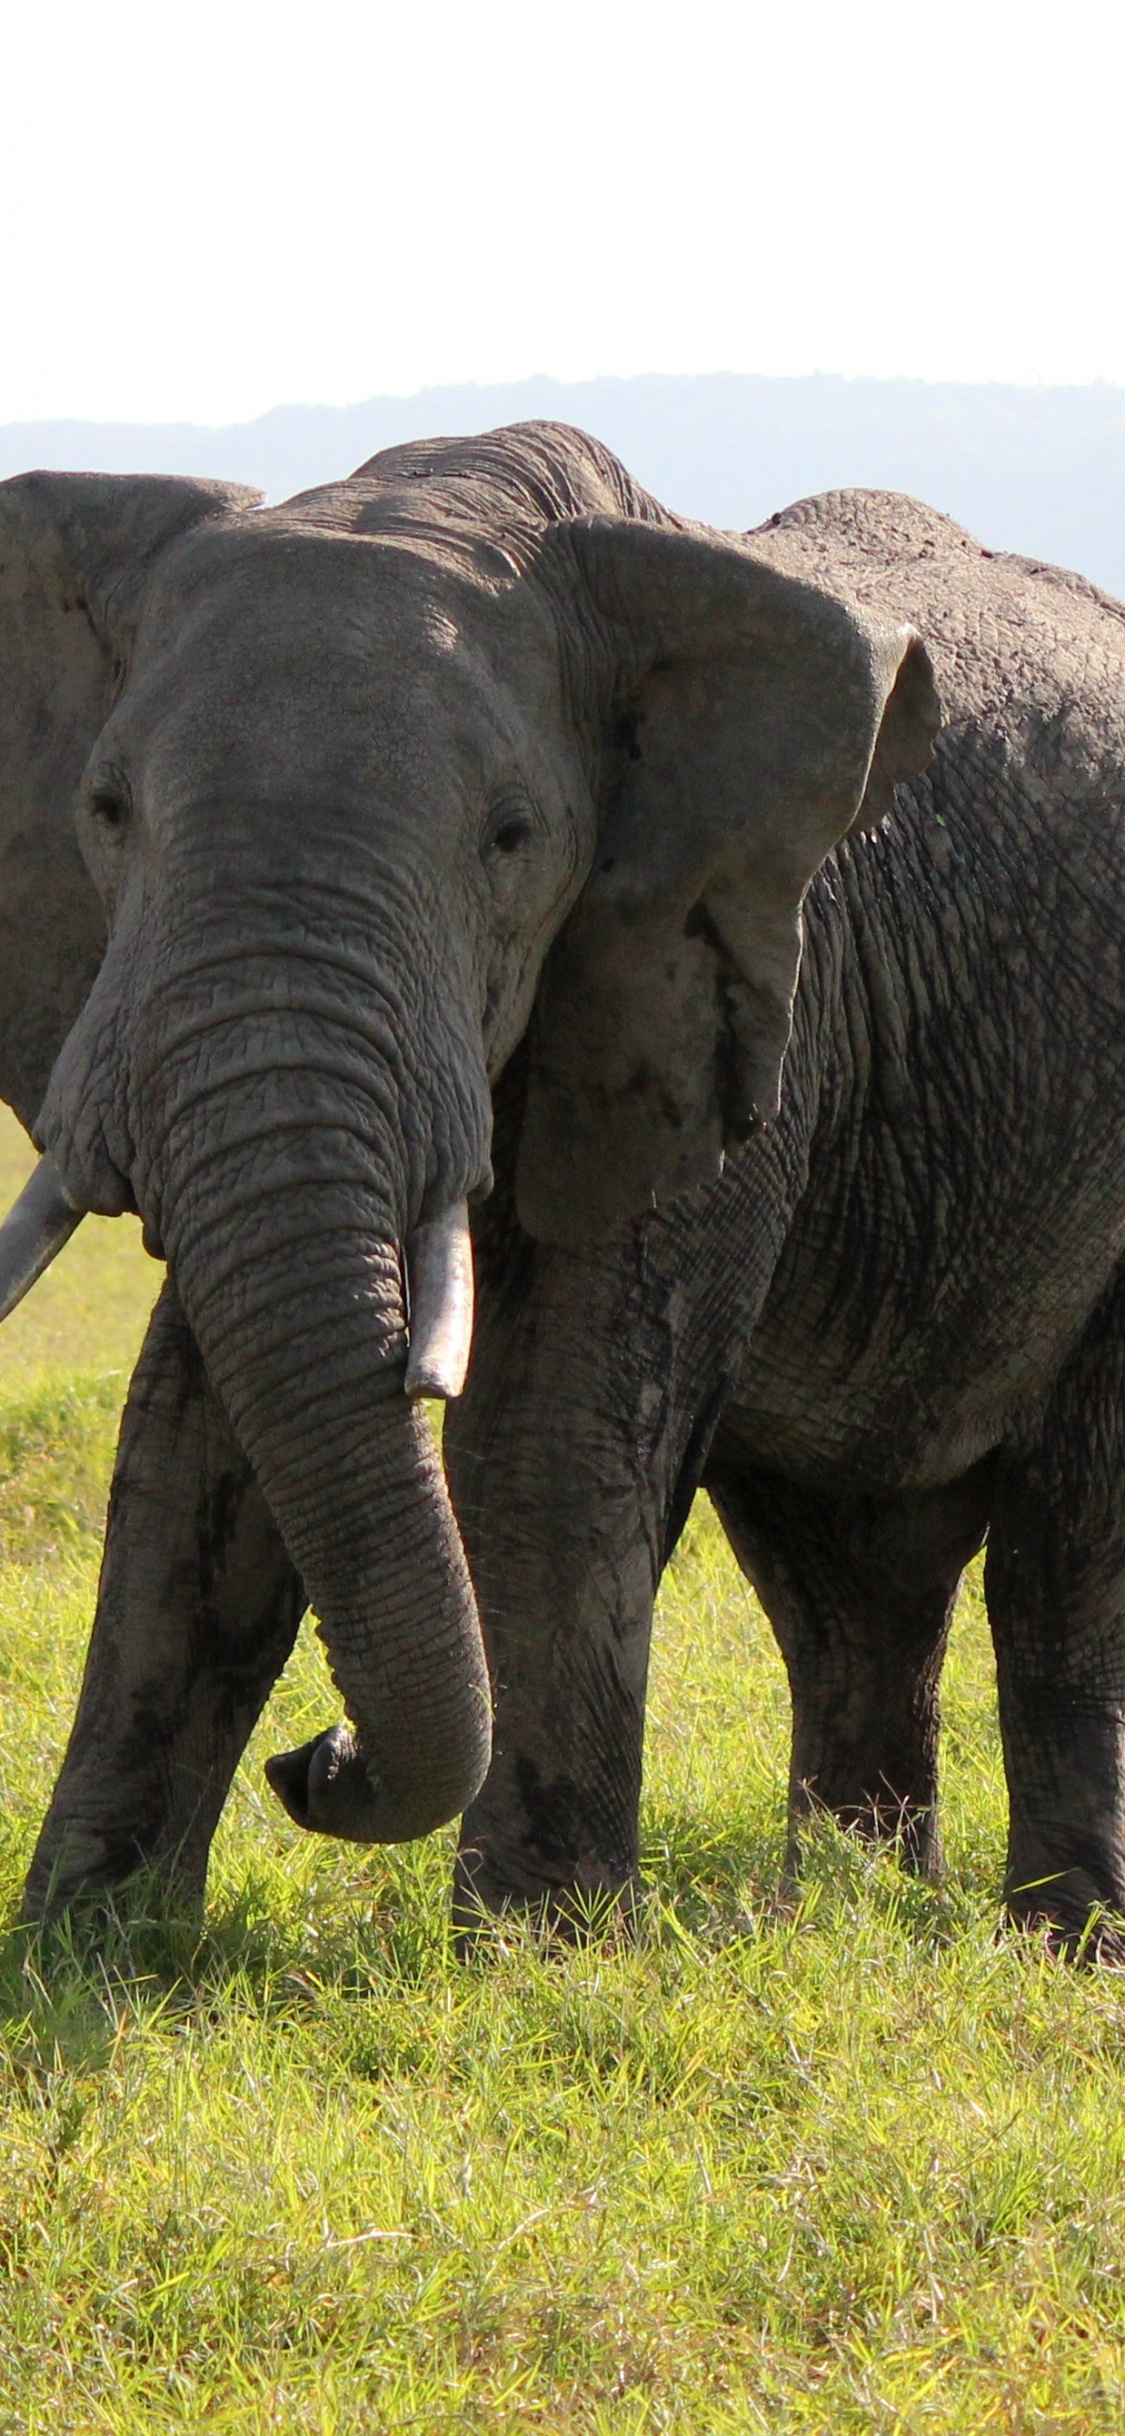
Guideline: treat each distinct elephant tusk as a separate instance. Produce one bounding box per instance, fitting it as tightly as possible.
[0,1156,84,1324]
[404,1199,475,1399]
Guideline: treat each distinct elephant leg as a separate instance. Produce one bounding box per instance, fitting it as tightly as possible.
[445,1236,715,1936]
[24,1277,304,1921]
[704,1446,994,1878]
[985,1267,1125,1954]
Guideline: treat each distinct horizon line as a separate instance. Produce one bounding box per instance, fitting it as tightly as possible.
[5,366,1125,438]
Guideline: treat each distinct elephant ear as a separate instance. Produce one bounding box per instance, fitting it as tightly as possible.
[0,470,261,1129]
[516,516,940,1246]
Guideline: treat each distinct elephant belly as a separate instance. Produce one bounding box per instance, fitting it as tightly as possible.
[719,1214,1125,1498]
[718,1353,1015,1496]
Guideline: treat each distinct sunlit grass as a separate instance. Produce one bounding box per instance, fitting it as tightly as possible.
[0,1107,158,1388]
[2,1106,1125,2428]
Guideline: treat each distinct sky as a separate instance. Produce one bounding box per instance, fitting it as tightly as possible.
[3,0,1124,428]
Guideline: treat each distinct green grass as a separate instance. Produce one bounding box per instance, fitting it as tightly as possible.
[0,1113,157,1390]
[2,1112,1125,2428]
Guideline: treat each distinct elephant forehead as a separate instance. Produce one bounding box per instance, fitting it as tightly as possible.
[121,532,549,805]
[136,519,486,677]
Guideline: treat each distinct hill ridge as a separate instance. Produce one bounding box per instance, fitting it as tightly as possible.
[4,371,1124,595]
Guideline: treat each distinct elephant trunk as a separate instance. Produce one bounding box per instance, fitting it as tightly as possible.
[156,1095,490,1839]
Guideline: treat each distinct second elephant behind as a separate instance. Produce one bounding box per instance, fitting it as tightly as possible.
[447,489,1125,1954]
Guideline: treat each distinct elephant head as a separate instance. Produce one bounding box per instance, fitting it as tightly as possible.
[0,423,940,1846]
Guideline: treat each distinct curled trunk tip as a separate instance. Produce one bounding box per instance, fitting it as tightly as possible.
[265,1711,490,1844]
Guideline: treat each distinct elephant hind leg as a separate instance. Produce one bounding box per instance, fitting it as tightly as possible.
[703,1446,994,1880]
[23,1278,304,1923]
[986,1261,1125,1955]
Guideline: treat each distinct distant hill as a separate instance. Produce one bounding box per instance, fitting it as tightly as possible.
[4,372,1125,597]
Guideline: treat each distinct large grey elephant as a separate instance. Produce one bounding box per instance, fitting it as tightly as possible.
[444,489,1125,1955]
[0,423,933,1920]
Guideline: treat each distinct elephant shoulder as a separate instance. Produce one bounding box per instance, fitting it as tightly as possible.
[749,489,1125,746]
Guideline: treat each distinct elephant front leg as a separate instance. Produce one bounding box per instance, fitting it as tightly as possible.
[707,1452,993,1880]
[24,1278,304,1921]
[452,1522,657,1936]
[444,1242,692,1938]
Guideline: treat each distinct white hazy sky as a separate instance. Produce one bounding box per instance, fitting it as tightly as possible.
[3,0,1123,427]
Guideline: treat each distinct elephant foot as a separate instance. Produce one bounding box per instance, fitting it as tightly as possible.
[1005,1869,1125,1966]
[22,1810,207,1932]
[452,1844,641,1955]
[23,1820,138,1926]
[23,1792,217,1919]
[785,1788,945,1885]
[265,1725,386,1842]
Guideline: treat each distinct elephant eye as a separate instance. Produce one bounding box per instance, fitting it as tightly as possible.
[485,809,534,858]
[88,786,130,831]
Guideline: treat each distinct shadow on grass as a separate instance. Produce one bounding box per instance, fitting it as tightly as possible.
[642,1792,988,1955]
[0,1784,1009,2072]
[0,1846,458,2063]
[641,1795,788,1933]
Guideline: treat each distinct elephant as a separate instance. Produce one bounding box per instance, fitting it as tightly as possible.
[441,487,1125,1957]
[0,421,935,1922]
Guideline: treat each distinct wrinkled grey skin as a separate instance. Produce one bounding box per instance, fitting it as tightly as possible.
[445,490,1125,1958]
[0,424,928,1919]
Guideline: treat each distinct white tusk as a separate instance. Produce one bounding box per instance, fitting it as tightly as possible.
[0,1155,84,1324]
[404,1199,475,1400]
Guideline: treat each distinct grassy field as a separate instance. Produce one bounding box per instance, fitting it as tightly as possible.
[1,1109,1125,2430]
